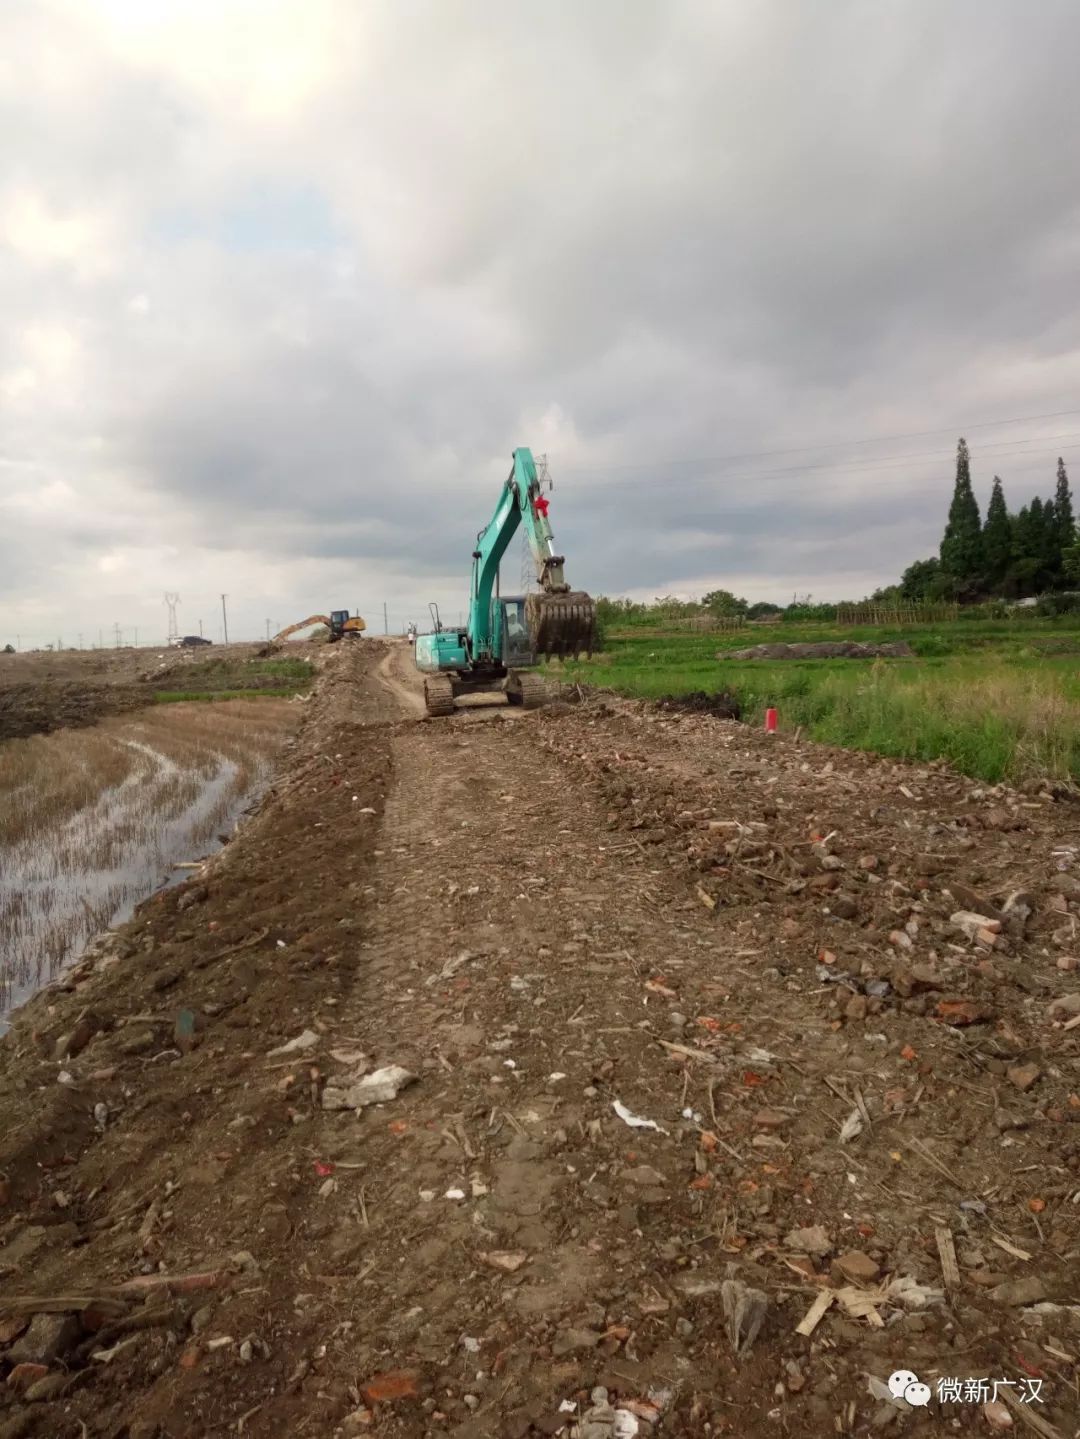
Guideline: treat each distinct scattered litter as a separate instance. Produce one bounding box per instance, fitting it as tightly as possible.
[868,1375,911,1411]
[613,1099,668,1134]
[722,1278,768,1357]
[839,1108,864,1143]
[267,1030,319,1057]
[796,1290,833,1336]
[744,1046,778,1066]
[329,1048,366,1067]
[990,1234,1033,1262]
[549,1072,567,1082]
[322,1065,417,1110]
[445,1188,466,1201]
[418,1190,435,1203]
[479,1250,528,1273]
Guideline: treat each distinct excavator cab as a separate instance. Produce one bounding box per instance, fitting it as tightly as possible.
[498,596,535,668]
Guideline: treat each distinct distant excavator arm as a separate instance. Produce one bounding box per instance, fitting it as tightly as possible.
[273,615,330,642]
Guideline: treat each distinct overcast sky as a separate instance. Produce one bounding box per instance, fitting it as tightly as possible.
[3,0,1080,646]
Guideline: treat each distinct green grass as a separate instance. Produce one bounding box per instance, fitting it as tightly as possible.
[153,688,306,704]
[171,657,314,688]
[152,657,315,703]
[557,620,1080,783]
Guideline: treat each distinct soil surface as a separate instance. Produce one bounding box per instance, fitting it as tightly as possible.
[0,645,315,741]
[1,641,1079,1438]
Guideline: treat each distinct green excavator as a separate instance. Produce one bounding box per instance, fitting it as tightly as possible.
[415,448,596,716]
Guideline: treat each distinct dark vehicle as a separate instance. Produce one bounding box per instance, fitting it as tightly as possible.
[174,635,212,648]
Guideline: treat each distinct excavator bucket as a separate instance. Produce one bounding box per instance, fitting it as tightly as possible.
[526,591,597,659]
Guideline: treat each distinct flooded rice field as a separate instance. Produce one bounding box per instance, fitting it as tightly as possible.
[0,699,298,1030]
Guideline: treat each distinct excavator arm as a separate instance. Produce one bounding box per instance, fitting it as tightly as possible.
[469,448,595,659]
[273,615,330,642]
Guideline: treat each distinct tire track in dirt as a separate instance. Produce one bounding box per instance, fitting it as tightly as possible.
[299,691,891,1434]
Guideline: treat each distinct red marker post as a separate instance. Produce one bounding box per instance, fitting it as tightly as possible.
[764,707,778,733]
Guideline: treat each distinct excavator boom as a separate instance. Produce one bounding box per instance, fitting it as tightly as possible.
[273,614,330,642]
[468,448,596,660]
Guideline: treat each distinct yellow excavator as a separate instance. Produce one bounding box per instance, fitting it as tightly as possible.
[273,610,366,643]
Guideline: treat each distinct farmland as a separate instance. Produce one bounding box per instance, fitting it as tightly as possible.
[557,616,1080,784]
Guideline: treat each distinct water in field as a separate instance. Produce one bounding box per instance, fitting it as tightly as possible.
[0,701,297,1033]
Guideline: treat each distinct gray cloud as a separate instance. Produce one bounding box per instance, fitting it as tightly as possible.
[3,0,1080,644]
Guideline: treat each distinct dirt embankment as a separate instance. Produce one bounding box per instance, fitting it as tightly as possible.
[1,645,1079,1438]
[0,644,314,741]
[0,683,148,741]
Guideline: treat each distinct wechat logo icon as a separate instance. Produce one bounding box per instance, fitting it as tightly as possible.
[888,1370,931,1407]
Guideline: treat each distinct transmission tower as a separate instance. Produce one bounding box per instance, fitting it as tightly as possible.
[164,592,181,643]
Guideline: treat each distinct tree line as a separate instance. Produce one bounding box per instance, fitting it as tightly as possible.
[900,440,1078,603]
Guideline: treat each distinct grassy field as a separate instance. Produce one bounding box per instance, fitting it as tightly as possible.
[555,618,1080,783]
[152,656,314,703]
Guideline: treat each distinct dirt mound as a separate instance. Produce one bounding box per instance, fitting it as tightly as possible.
[725,640,916,660]
[0,681,146,741]
[656,688,741,719]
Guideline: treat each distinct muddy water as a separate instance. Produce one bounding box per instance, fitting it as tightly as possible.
[0,735,274,1034]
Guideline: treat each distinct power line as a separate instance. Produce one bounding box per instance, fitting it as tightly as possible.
[558,406,1080,475]
[565,438,1080,495]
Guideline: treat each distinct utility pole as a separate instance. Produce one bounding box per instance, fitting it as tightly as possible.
[98,628,103,648]
[113,623,121,648]
[221,594,229,646]
[199,619,203,637]
[265,618,271,642]
[77,633,83,650]
[383,602,388,635]
[134,627,139,648]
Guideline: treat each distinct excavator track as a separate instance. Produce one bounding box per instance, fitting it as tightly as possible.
[525,591,597,659]
[509,672,548,710]
[423,677,456,717]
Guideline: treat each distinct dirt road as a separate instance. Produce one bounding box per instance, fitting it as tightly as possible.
[1,641,1079,1437]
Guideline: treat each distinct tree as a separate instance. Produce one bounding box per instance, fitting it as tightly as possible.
[746,602,782,619]
[900,556,943,601]
[1064,538,1080,585]
[869,583,903,606]
[1005,503,1045,597]
[982,476,1011,585]
[1037,493,1062,575]
[1054,457,1075,565]
[939,438,984,589]
[701,589,748,616]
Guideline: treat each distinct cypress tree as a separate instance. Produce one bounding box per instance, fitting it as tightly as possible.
[939,438,984,587]
[983,475,1011,586]
[1054,457,1075,554]
[1008,502,1042,597]
[1038,494,1061,575]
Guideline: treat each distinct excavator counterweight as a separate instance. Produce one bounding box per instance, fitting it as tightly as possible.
[414,448,595,716]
